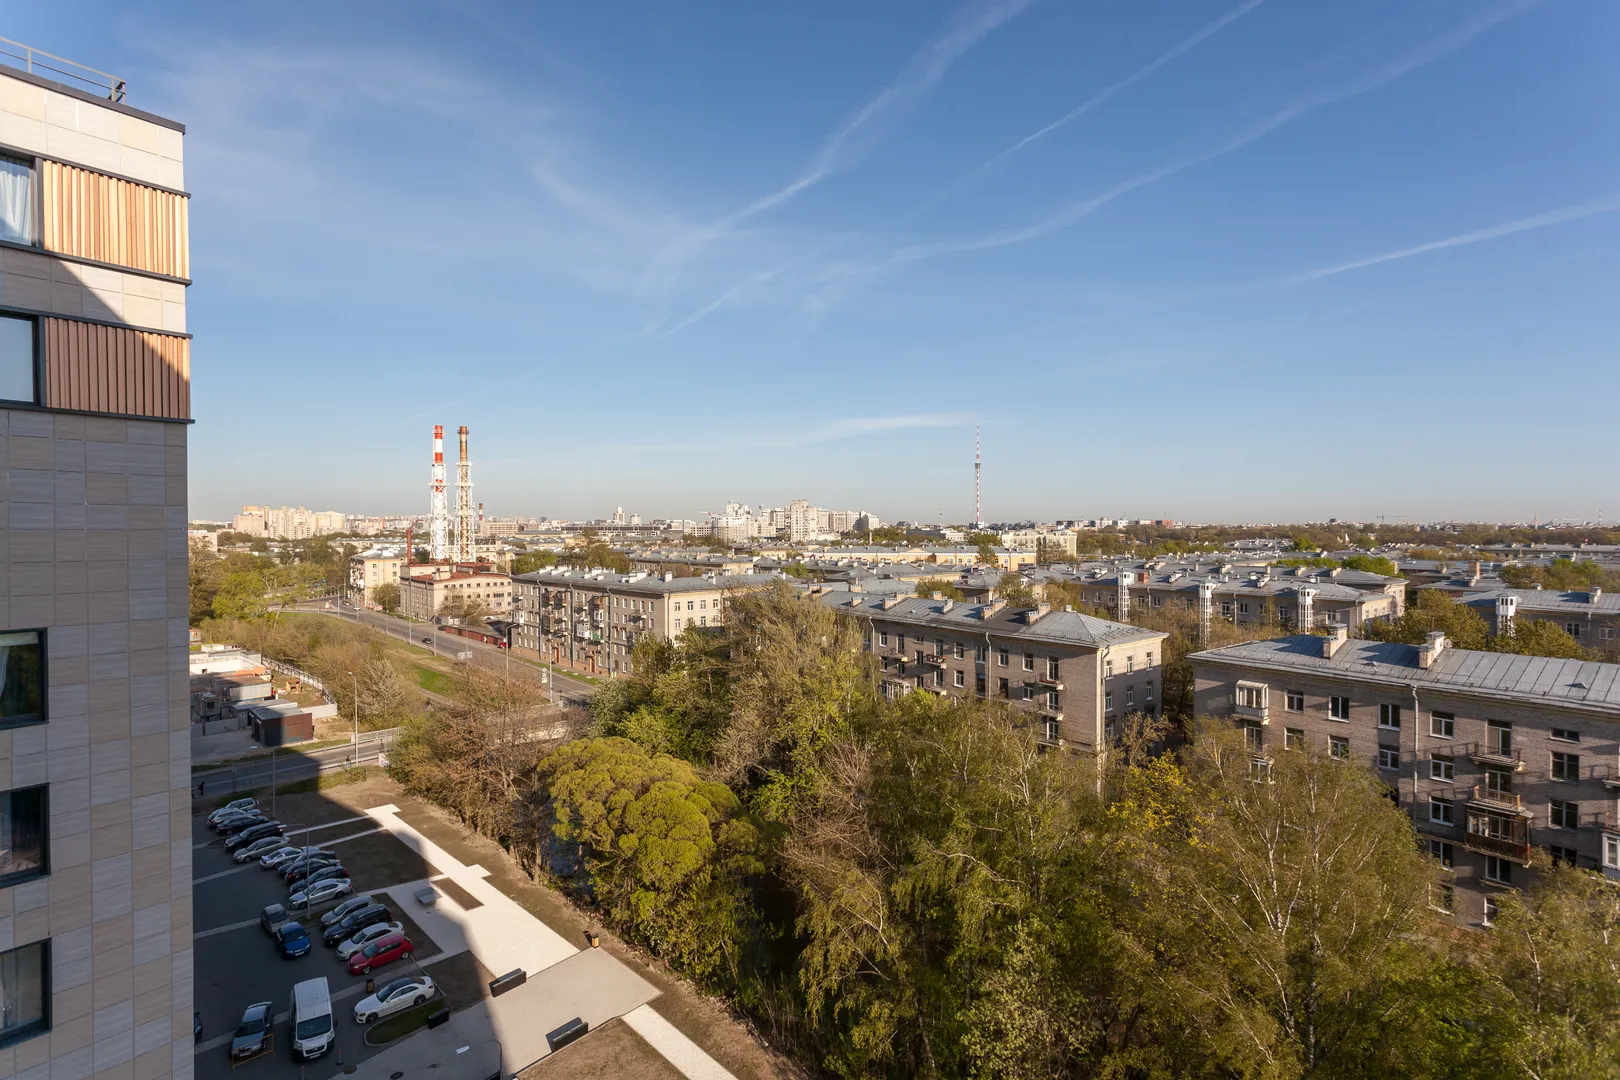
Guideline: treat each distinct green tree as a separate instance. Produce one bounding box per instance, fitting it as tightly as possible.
[913,577,965,600]
[997,572,1038,607]
[510,550,559,575]
[211,570,268,620]
[1493,619,1591,660]
[536,737,763,984]
[372,581,401,614]
[1366,591,1491,650]
[1338,554,1399,577]
[591,634,733,762]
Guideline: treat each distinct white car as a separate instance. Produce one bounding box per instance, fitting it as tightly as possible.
[353,976,436,1025]
[335,921,404,961]
[288,877,352,909]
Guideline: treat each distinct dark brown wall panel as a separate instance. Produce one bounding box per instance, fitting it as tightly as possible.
[44,318,190,420]
[40,160,190,279]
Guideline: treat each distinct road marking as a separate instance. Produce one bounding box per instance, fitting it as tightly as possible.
[193,864,255,885]
[193,829,381,884]
[195,918,258,940]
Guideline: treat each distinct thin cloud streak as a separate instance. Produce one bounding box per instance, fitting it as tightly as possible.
[645,0,1036,318]
[1283,194,1620,285]
[804,0,1541,312]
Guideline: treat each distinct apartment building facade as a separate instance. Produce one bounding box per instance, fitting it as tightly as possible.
[1059,563,1403,632]
[397,565,513,621]
[511,568,780,676]
[1191,631,1620,926]
[1460,588,1619,656]
[347,552,404,606]
[818,591,1167,752]
[0,59,195,1079]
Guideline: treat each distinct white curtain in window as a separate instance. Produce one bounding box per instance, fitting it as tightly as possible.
[0,156,32,244]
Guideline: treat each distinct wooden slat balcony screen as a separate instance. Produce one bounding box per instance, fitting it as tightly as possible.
[44,318,190,420]
[40,160,190,279]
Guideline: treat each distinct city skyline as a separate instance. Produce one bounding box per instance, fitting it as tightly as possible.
[14,0,1618,521]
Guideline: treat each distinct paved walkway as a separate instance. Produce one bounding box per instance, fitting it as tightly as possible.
[347,805,738,1080]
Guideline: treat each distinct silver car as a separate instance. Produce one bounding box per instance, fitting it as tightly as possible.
[335,921,404,960]
[353,976,436,1025]
[288,877,352,909]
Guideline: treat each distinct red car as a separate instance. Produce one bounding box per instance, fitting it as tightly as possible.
[347,931,413,975]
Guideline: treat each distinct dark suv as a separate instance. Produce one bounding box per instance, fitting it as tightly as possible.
[322,902,391,947]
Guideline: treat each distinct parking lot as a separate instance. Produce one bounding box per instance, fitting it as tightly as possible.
[190,791,481,1080]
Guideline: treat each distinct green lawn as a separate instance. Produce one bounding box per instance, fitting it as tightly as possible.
[363,1000,440,1045]
[412,665,456,695]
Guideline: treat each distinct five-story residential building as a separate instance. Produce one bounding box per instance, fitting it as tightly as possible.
[0,55,194,1079]
[1192,629,1620,926]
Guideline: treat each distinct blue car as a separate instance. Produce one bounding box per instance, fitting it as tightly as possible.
[276,921,312,958]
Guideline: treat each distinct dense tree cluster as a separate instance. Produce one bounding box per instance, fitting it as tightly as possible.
[1366,591,1594,660]
[381,586,1617,1079]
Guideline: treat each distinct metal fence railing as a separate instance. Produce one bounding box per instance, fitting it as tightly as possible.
[194,745,392,798]
[0,37,125,101]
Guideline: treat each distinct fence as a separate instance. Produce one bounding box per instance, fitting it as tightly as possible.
[261,658,329,693]
[194,743,393,798]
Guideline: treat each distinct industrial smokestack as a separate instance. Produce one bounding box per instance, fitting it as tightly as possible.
[429,425,449,561]
[455,425,475,562]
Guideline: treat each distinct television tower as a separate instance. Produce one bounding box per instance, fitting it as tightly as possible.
[428,426,449,561]
[974,425,984,529]
[455,425,475,562]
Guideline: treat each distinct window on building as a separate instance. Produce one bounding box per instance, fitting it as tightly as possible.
[1284,727,1304,751]
[0,785,46,887]
[674,619,681,631]
[0,939,47,1047]
[1126,655,1135,674]
[0,155,34,244]
[0,632,43,729]
[1285,691,1304,712]
[1430,711,1455,739]
[1430,883,1454,913]
[1483,896,1498,926]
[997,649,1008,667]
[1238,602,1250,616]
[1429,796,1453,825]
[1487,720,1512,756]
[687,601,695,611]
[975,645,987,663]
[975,674,986,696]
[1485,766,1513,799]
[1042,717,1060,743]
[1551,752,1579,782]
[1379,704,1401,729]
[0,314,37,408]
[1022,652,1034,671]
[1103,659,1113,678]
[953,642,965,660]
[1046,689,1059,709]
[1606,833,1620,871]
[1564,622,1581,639]
[1426,839,1454,868]
[997,678,1010,698]
[1241,720,1263,751]
[1047,657,1059,680]
[1329,696,1351,721]
[1550,728,1580,743]
[1329,736,1350,760]
[1237,684,1266,709]
[1249,757,1271,781]
[1550,799,1578,829]
[1104,691,1114,713]
[1430,755,1454,783]
[954,671,965,688]
[1548,844,1579,868]
[1377,746,1399,770]
[1484,856,1512,886]
[934,670,943,688]
[1145,680,1155,701]
[1220,601,1233,619]
[879,632,889,647]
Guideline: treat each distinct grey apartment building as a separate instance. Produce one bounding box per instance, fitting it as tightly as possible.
[0,58,193,1079]
[818,591,1167,753]
[1192,630,1620,925]
[511,569,782,676]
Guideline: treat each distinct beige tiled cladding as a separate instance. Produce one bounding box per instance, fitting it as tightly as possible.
[0,70,183,189]
[1,409,189,1069]
[0,250,186,332]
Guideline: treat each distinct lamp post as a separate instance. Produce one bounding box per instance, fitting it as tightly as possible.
[347,670,359,762]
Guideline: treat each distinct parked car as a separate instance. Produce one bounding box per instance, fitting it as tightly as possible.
[288,864,346,892]
[289,877,352,909]
[277,921,313,958]
[319,894,374,930]
[347,931,413,976]
[235,836,288,863]
[322,903,391,947]
[230,1001,273,1060]
[335,921,403,960]
[260,903,291,937]
[263,845,327,870]
[213,810,264,833]
[353,975,435,1024]
[208,798,257,826]
[225,821,285,850]
[281,854,340,882]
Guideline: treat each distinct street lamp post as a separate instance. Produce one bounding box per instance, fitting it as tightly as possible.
[347,670,359,762]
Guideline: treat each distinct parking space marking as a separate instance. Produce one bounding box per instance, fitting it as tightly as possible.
[193,864,256,885]
[195,918,258,940]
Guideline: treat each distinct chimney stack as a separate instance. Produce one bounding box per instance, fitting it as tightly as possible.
[1418,631,1448,669]
[1321,625,1349,659]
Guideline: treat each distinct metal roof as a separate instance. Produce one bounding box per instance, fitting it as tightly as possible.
[1191,635,1620,712]
[819,593,1165,649]
[514,568,784,594]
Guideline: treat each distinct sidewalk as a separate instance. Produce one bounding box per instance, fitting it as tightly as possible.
[347,805,737,1080]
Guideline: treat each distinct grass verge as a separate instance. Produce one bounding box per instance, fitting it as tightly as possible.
[363,999,441,1046]
[192,737,355,773]
[273,765,377,797]
[411,665,456,695]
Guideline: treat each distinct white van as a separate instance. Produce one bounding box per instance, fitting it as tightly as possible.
[289,977,334,1060]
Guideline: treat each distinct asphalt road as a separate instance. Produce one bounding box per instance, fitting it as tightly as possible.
[195,742,388,789]
[286,600,597,706]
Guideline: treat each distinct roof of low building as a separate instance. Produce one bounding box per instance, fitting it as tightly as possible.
[818,593,1165,649]
[1191,634,1620,711]
[515,568,784,594]
[1460,588,1619,614]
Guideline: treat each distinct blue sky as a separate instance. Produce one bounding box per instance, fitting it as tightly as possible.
[16,0,1619,524]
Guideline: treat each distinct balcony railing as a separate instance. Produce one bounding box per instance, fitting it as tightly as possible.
[1597,764,1620,792]
[1463,808,1532,866]
[1468,785,1528,814]
[0,37,126,101]
[1233,702,1269,723]
[1464,741,1524,771]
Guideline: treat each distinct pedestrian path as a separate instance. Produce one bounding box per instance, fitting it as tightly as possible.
[360,804,737,1080]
